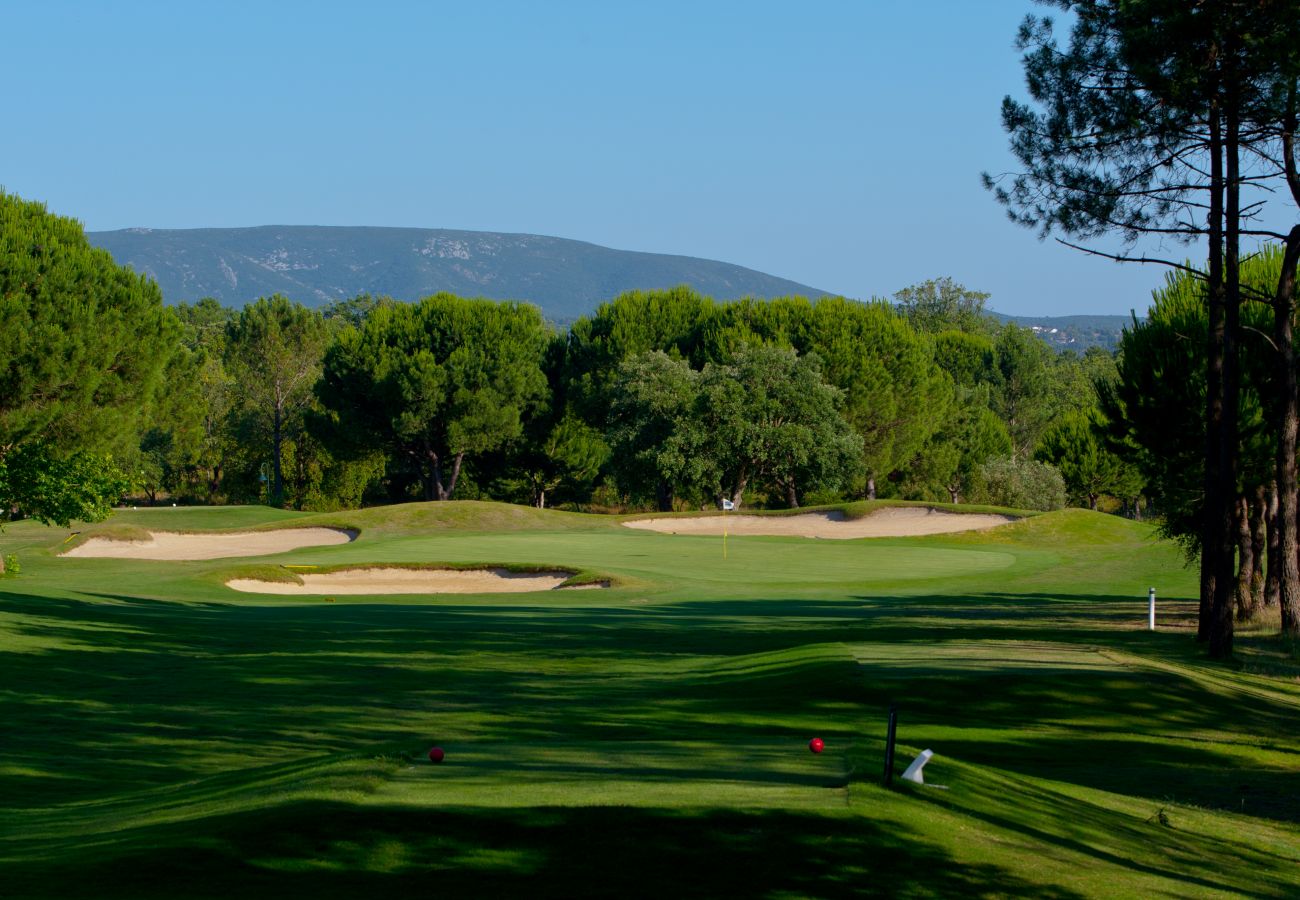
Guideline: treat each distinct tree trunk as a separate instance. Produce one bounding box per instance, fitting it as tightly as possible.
[1250,485,1266,613]
[655,479,672,513]
[537,489,545,510]
[1266,481,1281,608]
[419,443,438,501]
[1235,495,1257,622]
[1200,89,1225,646]
[1276,85,1300,637]
[1088,493,1098,511]
[443,452,464,500]
[1274,226,1300,634]
[731,469,749,510]
[948,485,960,504]
[272,402,285,508]
[1209,67,1239,659]
[866,476,876,501]
[785,480,799,509]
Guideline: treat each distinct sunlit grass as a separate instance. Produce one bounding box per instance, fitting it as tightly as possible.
[1,501,1297,897]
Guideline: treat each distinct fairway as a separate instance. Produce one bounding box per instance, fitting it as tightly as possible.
[3,502,1298,898]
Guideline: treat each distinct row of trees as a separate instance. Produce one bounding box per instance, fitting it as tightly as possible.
[4,190,1133,537]
[991,0,1300,650]
[150,284,1116,515]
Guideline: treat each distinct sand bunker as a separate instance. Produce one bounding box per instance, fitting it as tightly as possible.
[63,528,356,561]
[623,507,1015,539]
[227,567,596,595]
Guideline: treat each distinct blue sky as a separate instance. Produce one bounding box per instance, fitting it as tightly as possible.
[2,0,1194,316]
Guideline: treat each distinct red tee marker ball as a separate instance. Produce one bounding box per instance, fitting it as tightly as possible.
[428,746,445,764]
[809,737,825,754]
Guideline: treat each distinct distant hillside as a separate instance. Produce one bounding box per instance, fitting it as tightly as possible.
[87,225,829,320]
[994,312,1140,352]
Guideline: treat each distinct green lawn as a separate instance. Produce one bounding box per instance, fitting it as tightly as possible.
[1,502,1297,898]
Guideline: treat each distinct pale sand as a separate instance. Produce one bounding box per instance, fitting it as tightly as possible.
[622,507,1015,539]
[63,528,356,561]
[227,567,593,595]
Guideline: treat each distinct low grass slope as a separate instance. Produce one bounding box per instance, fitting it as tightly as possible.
[1,502,1297,898]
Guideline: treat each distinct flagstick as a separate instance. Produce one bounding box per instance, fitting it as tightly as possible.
[723,506,728,559]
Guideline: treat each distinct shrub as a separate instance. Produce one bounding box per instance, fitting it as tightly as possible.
[975,456,1066,511]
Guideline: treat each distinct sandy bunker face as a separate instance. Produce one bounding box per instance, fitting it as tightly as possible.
[227,567,593,595]
[623,507,1015,539]
[63,528,356,561]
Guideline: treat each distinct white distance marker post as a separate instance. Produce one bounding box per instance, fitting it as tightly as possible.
[1148,586,1156,631]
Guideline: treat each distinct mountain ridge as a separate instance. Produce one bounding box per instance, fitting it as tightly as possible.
[86,224,831,321]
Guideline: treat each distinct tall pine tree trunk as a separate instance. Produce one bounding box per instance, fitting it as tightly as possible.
[1235,495,1256,622]
[1200,91,1226,645]
[1276,230,1300,634]
[1266,481,1281,608]
[1209,70,1240,659]
[1278,88,1300,637]
[1250,486,1266,612]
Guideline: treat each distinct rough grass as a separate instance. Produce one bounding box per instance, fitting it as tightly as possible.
[1,500,1297,898]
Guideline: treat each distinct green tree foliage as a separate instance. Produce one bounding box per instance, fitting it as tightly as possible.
[902,391,1012,504]
[0,192,175,453]
[225,296,330,507]
[703,296,951,499]
[129,341,208,503]
[173,300,237,498]
[682,345,862,508]
[0,442,130,527]
[989,0,1300,651]
[318,294,549,501]
[1035,410,1139,510]
[606,351,699,511]
[0,192,174,522]
[322,293,396,329]
[1104,259,1277,550]
[564,286,714,419]
[606,346,861,509]
[933,330,995,388]
[988,324,1055,459]
[801,299,949,498]
[976,456,1067,512]
[1049,346,1121,418]
[515,413,608,509]
[894,277,995,335]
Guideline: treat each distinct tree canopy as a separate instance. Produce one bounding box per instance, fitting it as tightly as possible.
[318,294,550,501]
[0,192,174,524]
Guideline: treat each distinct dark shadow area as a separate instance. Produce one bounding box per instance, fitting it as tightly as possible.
[1,586,1295,828]
[3,802,1087,900]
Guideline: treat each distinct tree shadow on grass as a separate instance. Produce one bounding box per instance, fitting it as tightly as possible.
[4,802,1087,900]
[2,587,1297,829]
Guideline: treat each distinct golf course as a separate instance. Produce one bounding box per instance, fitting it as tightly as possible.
[2,500,1297,898]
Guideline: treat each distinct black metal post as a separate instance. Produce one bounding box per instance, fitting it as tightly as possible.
[883,704,898,786]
